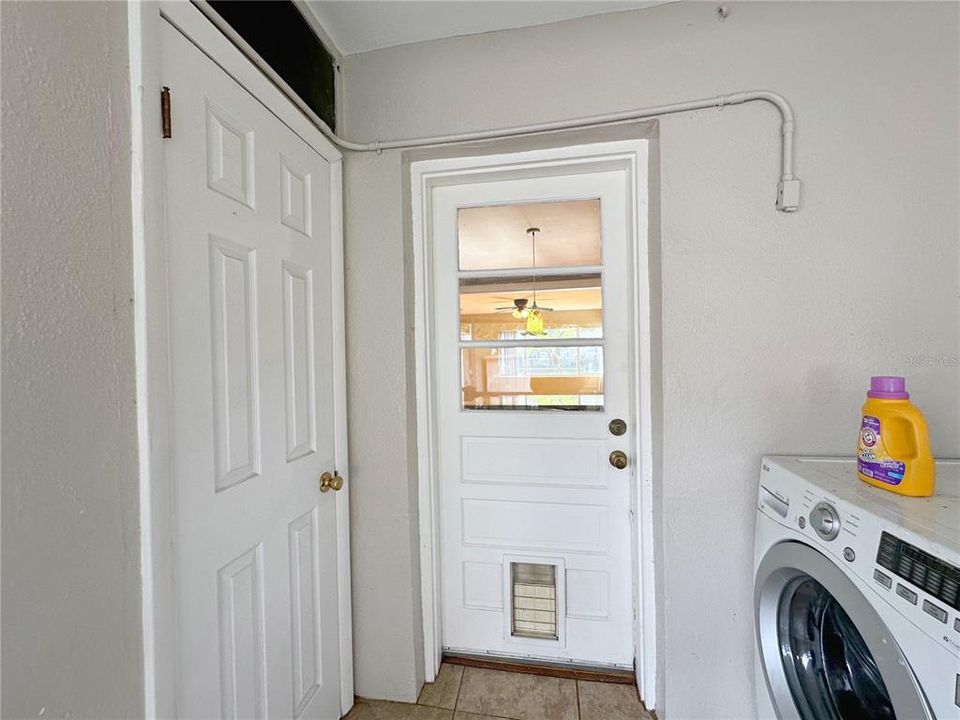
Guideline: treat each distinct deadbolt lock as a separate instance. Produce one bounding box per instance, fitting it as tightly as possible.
[608,418,627,436]
[609,450,629,470]
[320,471,344,493]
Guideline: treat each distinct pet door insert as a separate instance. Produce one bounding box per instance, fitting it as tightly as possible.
[511,562,558,640]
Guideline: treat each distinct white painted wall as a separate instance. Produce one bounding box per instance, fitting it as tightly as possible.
[340,2,960,715]
[343,151,426,702]
[1,3,143,718]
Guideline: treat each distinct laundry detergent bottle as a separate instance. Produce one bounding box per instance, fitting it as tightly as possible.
[857,376,935,496]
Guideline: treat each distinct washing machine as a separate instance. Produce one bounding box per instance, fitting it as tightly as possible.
[754,455,960,719]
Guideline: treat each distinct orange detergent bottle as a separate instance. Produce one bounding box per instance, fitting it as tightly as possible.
[857,376,935,497]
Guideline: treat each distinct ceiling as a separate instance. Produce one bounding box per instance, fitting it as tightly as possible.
[304,1,670,55]
[458,199,602,271]
[457,198,603,316]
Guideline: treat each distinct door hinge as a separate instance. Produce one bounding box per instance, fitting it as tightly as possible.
[161,86,172,139]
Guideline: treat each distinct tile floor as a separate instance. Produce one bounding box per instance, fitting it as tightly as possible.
[344,663,654,720]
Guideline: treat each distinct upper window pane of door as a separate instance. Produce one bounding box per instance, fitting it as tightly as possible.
[458,199,601,271]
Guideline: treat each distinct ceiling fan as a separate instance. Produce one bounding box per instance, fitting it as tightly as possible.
[493,227,553,336]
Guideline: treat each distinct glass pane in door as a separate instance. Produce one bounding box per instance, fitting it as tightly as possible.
[461,345,604,410]
[457,198,605,411]
[460,277,602,341]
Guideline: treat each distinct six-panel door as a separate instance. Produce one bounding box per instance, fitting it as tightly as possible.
[162,21,341,719]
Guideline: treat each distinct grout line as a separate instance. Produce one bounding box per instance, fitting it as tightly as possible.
[453,663,465,712]
[418,664,467,713]
[575,678,582,720]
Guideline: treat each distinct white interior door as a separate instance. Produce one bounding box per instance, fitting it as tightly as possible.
[434,171,636,667]
[161,19,343,719]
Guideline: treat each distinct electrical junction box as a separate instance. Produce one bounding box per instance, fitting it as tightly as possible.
[777,178,801,212]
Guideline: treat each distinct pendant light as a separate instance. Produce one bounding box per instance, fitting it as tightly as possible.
[522,227,548,336]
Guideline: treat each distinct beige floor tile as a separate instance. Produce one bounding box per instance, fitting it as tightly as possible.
[577,681,651,720]
[454,713,509,720]
[455,668,578,720]
[418,663,465,709]
[344,698,454,720]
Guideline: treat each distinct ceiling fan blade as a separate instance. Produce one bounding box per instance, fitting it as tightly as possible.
[538,306,555,312]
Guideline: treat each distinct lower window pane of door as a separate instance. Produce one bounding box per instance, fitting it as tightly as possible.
[460,345,604,410]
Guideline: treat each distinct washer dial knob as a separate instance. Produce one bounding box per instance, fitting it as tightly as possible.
[810,502,841,541]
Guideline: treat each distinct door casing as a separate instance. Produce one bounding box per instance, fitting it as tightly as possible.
[409,139,658,706]
[129,2,352,716]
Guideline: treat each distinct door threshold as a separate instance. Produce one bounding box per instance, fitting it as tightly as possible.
[442,652,635,685]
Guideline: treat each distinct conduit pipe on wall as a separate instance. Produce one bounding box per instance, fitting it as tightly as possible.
[191,1,802,211]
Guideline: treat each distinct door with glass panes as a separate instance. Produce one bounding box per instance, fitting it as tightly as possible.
[433,171,635,666]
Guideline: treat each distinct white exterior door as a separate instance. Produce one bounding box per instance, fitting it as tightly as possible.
[433,171,636,667]
[162,19,344,719]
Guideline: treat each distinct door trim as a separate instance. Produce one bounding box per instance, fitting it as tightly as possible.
[409,139,658,708]
[129,3,352,716]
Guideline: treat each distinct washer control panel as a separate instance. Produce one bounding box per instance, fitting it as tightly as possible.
[758,465,959,654]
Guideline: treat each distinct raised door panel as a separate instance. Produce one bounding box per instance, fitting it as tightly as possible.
[280,156,312,236]
[461,436,605,488]
[206,99,255,207]
[282,261,317,462]
[209,235,262,491]
[288,509,323,717]
[218,545,268,720]
[461,499,608,554]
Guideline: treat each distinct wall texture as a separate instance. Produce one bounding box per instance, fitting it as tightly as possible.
[1,3,142,718]
[340,2,960,715]
[343,150,426,701]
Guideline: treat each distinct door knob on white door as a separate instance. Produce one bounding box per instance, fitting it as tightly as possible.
[320,471,344,493]
[609,451,629,470]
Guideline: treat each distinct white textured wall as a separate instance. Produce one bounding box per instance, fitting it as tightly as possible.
[344,150,426,702]
[1,2,142,718]
[341,2,960,715]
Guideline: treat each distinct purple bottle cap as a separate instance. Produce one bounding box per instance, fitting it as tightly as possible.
[868,376,910,399]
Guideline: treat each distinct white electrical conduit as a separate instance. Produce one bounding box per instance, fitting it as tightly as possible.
[190,1,801,211]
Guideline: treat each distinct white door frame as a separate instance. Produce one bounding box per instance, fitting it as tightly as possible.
[129,3,352,716]
[410,139,658,707]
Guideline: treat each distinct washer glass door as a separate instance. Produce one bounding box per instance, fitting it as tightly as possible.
[755,541,931,720]
[779,576,894,720]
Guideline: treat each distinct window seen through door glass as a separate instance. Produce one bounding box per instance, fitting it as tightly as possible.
[461,346,604,411]
[457,199,604,411]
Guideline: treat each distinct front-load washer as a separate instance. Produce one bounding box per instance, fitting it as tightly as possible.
[754,455,960,719]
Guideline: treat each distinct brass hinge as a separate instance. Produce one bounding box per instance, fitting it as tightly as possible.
[161,86,172,139]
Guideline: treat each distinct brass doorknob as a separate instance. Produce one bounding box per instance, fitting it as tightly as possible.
[320,471,344,493]
[609,450,628,470]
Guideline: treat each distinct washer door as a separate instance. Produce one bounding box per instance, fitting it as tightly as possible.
[755,542,932,720]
